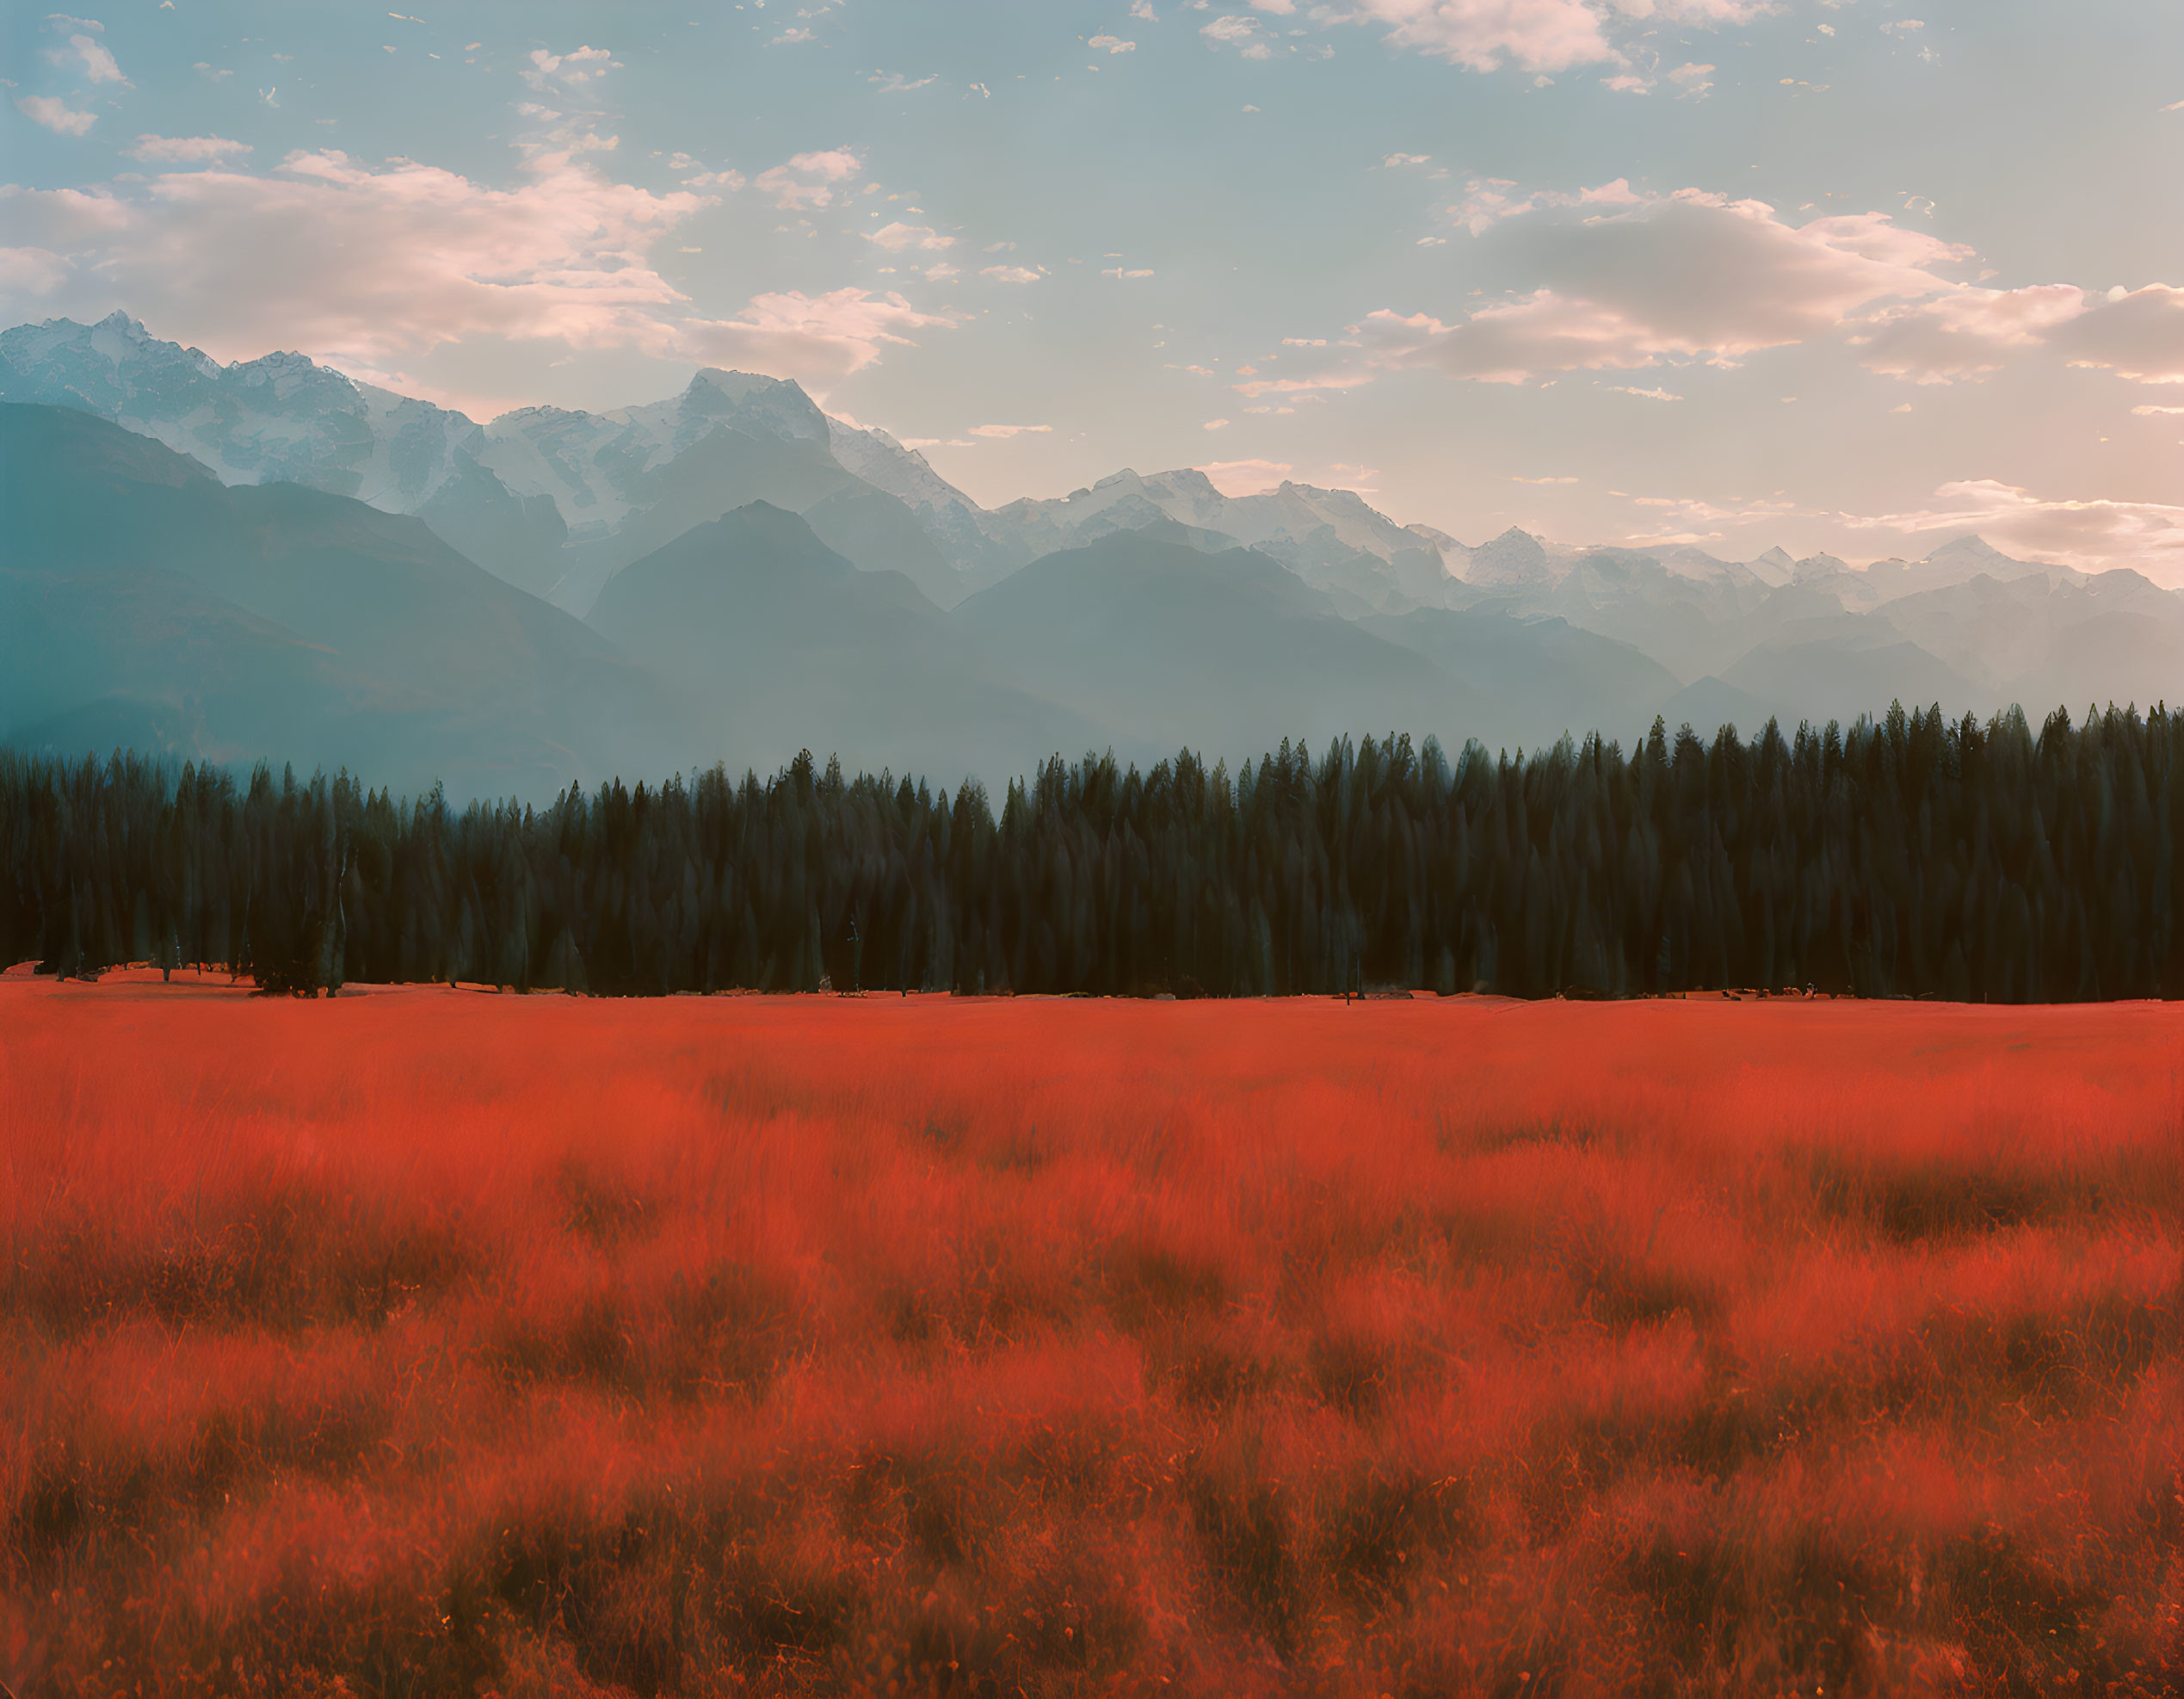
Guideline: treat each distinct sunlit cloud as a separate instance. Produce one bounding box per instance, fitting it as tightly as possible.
[16,96,97,136]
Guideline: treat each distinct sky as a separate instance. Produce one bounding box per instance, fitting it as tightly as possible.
[3,0,2183,572]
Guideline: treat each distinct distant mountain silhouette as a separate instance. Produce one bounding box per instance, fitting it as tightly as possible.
[589,502,1100,787]
[9,312,2184,796]
[0,404,682,795]
[948,530,1460,762]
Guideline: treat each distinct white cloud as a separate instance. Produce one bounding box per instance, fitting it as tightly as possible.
[1197,457,1293,494]
[2051,285,2184,385]
[126,133,252,164]
[968,423,1052,437]
[1328,0,1613,73]
[773,27,815,44]
[980,263,1043,282]
[0,152,824,391]
[680,288,955,388]
[1667,60,1716,96]
[870,71,938,91]
[66,31,127,84]
[1382,151,1432,168]
[867,220,953,251]
[1356,184,1971,384]
[16,96,96,135]
[521,45,619,92]
[1201,15,1264,47]
[790,146,863,180]
[44,14,102,31]
[1842,479,2184,573]
[752,146,863,209]
[1609,385,1683,399]
[1203,417,1231,429]
[0,183,133,248]
[0,245,75,294]
[1089,34,1138,52]
[1246,0,1770,75]
[1132,0,1159,16]
[1853,283,2085,383]
[1848,282,2184,387]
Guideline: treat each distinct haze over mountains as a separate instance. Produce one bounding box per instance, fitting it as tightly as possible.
[4,312,2181,799]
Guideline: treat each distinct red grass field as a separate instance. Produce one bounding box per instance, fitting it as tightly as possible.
[3,972,2180,1696]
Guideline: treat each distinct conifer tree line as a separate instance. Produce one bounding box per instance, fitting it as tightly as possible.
[4,700,2181,1000]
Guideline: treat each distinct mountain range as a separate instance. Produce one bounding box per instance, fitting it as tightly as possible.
[3,312,2180,797]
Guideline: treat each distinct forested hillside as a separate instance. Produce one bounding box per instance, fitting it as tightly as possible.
[6,701,2181,1001]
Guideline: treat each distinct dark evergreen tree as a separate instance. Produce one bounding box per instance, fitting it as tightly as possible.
[7,701,2184,1002]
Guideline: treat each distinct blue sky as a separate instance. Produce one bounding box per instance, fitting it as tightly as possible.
[5,0,2183,571]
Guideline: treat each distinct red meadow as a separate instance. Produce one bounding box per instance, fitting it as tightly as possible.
[3,973,2179,1696]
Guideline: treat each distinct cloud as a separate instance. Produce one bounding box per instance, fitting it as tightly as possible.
[790,147,863,182]
[752,146,863,209]
[2051,285,2184,385]
[1247,0,1770,75]
[1327,0,1613,73]
[1609,385,1682,399]
[1356,184,1971,384]
[44,13,102,31]
[1132,0,1159,16]
[773,27,815,44]
[1667,60,1716,96]
[1841,479,2184,573]
[1204,417,1231,429]
[65,31,127,83]
[1382,151,1432,168]
[679,288,956,388]
[0,183,133,249]
[0,245,75,295]
[1853,283,2086,383]
[968,423,1052,437]
[1201,15,1272,55]
[1231,370,1375,398]
[1089,34,1138,52]
[867,221,953,252]
[1197,457,1293,495]
[980,264,1043,283]
[126,133,253,164]
[870,71,939,91]
[0,151,739,381]
[521,45,619,92]
[1848,281,2184,387]
[16,96,96,135]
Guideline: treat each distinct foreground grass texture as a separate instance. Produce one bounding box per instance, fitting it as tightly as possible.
[2,975,2180,1697]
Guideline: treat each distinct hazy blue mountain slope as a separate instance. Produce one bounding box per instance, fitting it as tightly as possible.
[1360,608,1682,753]
[588,502,1101,785]
[948,531,1465,762]
[1715,618,1978,731]
[0,403,685,796]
